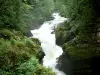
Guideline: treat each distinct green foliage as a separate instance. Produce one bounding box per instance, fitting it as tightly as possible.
[0,29,55,75]
[62,41,100,58]
[19,0,56,33]
[17,57,55,75]
[55,0,99,58]
[0,0,56,34]
[0,0,20,29]
[54,1,99,74]
[27,0,55,20]
[0,29,23,39]
[54,0,67,15]
[0,0,58,74]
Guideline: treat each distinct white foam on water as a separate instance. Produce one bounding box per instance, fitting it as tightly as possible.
[31,13,68,75]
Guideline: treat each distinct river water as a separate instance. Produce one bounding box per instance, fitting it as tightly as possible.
[31,13,67,75]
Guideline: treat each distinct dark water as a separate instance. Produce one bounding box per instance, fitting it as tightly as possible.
[56,52,72,75]
[57,53,100,75]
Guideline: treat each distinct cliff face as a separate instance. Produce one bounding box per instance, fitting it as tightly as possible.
[55,0,100,75]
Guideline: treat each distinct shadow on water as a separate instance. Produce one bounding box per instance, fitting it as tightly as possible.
[56,52,72,75]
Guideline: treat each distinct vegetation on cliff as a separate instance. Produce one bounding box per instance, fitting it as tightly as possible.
[0,29,55,75]
[55,0,100,59]
[55,0,100,74]
[0,0,56,74]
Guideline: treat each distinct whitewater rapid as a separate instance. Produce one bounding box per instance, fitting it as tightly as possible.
[31,13,68,75]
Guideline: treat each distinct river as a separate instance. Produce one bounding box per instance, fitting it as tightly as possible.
[31,13,68,75]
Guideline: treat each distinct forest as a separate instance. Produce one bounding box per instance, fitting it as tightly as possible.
[0,0,100,75]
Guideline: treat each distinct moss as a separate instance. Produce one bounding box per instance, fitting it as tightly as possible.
[55,0,98,58]
[55,0,100,74]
